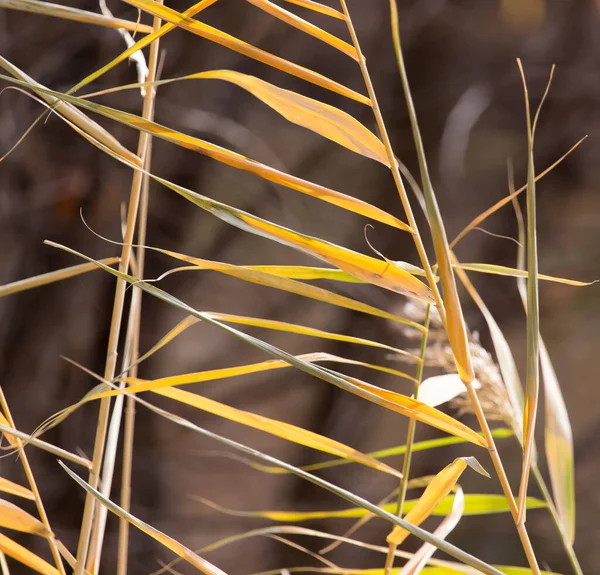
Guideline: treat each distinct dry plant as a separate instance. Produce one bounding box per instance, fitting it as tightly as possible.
[0,1,593,574]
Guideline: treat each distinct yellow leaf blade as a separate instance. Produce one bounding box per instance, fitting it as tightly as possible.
[0,500,51,536]
[0,0,154,32]
[0,533,59,575]
[0,478,35,501]
[280,0,345,19]
[192,70,388,165]
[246,0,357,59]
[387,458,468,546]
[124,0,370,105]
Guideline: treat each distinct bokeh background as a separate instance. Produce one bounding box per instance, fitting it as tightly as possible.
[1,0,599,573]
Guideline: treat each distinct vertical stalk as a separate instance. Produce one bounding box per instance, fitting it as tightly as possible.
[73,7,162,574]
[117,140,153,575]
[0,389,66,575]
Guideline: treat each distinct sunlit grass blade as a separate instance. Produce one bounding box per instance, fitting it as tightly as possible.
[449,137,586,249]
[245,429,513,474]
[399,486,465,575]
[154,229,431,303]
[148,251,422,329]
[245,0,357,59]
[0,257,119,298]
[0,534,59,575]
[46,243,486,447]
[453,263,595,287]
[516,59,543,526]
[0,0,153,32]
[0,58,141,168]
[0,500,52,536]
[7,79,405,230]
[387,458,486,546]
[94,376,405,479]
[196,494,545,522]
[123,0,369,104]
[0,479,35,501]
[539,343,575,543]
[60,463,227,575]
[280,0,344,19]
[90,70,391,167]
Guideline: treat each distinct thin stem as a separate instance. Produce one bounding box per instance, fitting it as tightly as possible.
[73,7,162,574]
[395,305,431,517]
[0,388,66,575]
[385,305,430,575]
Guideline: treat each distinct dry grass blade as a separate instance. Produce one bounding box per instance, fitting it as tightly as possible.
[0,478,35,501]
[0,257,119,297]
[124,0,370,104]
[453,263,595,287]
[149,250,422,328]
[0,534,59,575]
[280,0,344,19]
[60,463,228,575]
[0,500,52,536]
[45,242,486,447]
[0,0,153,32]
[245,0,357,59]
[0,422,91,469]
[0,58,141,168]
[196,494,544,522]
[449,137,587,249]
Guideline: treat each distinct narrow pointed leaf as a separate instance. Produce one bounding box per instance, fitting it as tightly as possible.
[0,499,51,536]
[387,458,469,545]
[196,494,545,522]
[0,257,119,297]
[0,533,58,575]
[45,243,486,447]
[280,0,345,19]
[540,342,575,543]
[454,263,595,287]
[123,0,370,104]
[60,463,227,575]
[0,0,154,32]
[246,0,356,59]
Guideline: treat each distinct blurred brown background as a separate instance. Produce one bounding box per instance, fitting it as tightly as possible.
[1,0,599,573]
